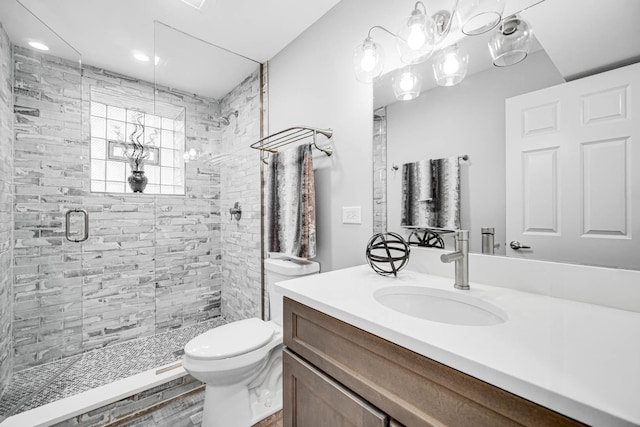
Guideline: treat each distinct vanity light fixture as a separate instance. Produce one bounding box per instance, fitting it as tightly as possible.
[432,44,469,86]
[353,2,456,84]
[396,2,438,64]
[392,67,422,101]
[354,1,526,100]
[353,31,387,83]
[488,15,533,67]
[456,0,505,36]
[28,41,49,51]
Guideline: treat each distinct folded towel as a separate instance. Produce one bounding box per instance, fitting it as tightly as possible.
[267,144,316,259]
[401,156,461,230]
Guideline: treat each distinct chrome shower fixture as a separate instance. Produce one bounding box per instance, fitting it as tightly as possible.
[217,110,239,126]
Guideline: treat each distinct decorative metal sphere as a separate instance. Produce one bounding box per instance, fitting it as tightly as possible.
[408,229,444,248]
[365,232,411,277]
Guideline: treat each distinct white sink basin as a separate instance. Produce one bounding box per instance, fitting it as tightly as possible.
[374,286,507,326]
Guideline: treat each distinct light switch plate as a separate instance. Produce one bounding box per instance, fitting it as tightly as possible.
[342,206,361,224]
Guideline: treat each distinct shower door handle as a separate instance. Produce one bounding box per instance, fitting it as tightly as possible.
[65,209,89,243]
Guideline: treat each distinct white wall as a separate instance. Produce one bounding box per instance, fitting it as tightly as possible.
[267,0,409,272]
[385,50,564,253]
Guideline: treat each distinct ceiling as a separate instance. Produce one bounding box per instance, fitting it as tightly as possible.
[0,0,342,99]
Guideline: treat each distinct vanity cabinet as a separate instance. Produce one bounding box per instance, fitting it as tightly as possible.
[283,350,389,426]
[283,297,585,427]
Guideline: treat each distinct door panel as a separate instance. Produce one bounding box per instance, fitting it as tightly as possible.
[506,62,639,269]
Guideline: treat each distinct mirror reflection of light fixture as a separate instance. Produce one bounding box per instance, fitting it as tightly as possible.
[432,44,469,86]
[183,148,198,163]
[456,0,505,35]
[392,67,422,101]
[488,15,533,67]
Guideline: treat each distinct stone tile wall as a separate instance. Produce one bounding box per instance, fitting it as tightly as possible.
[0,23,13,398]
[219,68,263,321]
[373,107,387,234]
[12,46,224,370]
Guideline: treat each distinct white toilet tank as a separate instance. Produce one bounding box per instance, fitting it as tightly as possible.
[265,258,319,326]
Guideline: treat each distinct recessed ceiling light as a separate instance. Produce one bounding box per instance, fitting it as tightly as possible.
[28,41,49,51]
[133,52,150,62]
[180,0,206,10]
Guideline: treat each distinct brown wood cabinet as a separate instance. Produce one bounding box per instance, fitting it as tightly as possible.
[284,349,388,426]
[283,297,586,427]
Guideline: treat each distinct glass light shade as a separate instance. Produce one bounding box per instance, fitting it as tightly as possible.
[432,45,469,87]
[397,9,437,64]
[488,16,533,67]
[456,0,505,35]
[392,67,422,101]
[353,37,385,83]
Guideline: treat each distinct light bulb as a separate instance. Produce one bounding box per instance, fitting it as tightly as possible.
[397,10,436,64]
[432,45,468,87]
[442,54,460,74]
[399,73,415,91]
[189,148,197,157]
[353,37,384,83]
[360,49,376,72]
[392,67,422,101]
[407,24,427,50]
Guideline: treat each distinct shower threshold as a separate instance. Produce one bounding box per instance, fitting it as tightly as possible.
[1,360,191,427]
[0,317,227,426]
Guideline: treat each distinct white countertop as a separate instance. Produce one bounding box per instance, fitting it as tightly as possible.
[275,265,640,427]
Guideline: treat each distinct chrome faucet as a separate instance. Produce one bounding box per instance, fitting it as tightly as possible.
[440,230,469,290]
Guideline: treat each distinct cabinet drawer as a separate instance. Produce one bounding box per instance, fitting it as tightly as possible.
[283,349,388,427]
[284,297,584,427]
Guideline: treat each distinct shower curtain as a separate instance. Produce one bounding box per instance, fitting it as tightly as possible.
[267,144,316,259]
[401,156,461,230]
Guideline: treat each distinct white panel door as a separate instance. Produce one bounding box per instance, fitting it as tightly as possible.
[506,62,640,269]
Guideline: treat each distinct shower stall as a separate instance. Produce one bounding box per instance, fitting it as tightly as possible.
[0,2,265,423]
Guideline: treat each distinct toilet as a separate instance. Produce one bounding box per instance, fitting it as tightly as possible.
[183,258,320,427]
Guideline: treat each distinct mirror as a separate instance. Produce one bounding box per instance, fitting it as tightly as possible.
[373,0,640,270]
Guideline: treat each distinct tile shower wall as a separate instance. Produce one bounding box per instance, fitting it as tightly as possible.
[12,45,223,370]
[0,23,13,398]
[219,69,263,321]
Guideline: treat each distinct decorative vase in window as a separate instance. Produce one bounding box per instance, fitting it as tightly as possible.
[124,118,149,193]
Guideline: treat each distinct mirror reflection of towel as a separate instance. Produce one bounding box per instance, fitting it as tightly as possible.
[401,156,460,230]
[267,144,316,259]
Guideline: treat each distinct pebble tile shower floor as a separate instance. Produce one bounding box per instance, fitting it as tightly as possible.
[0,316,227,419]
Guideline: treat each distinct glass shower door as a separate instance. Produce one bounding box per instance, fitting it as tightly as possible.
[1,0,85,417]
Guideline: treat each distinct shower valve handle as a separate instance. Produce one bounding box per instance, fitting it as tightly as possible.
[229,202,242,221]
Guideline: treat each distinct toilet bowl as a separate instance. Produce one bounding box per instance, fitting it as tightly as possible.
[183,258,319,427]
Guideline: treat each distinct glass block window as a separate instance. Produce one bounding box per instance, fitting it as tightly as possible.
[89,89,186,195]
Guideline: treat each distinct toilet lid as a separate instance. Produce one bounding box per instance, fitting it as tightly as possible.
[184,318,275,360]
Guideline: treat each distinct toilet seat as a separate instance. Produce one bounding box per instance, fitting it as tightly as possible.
[184,318,276,360]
